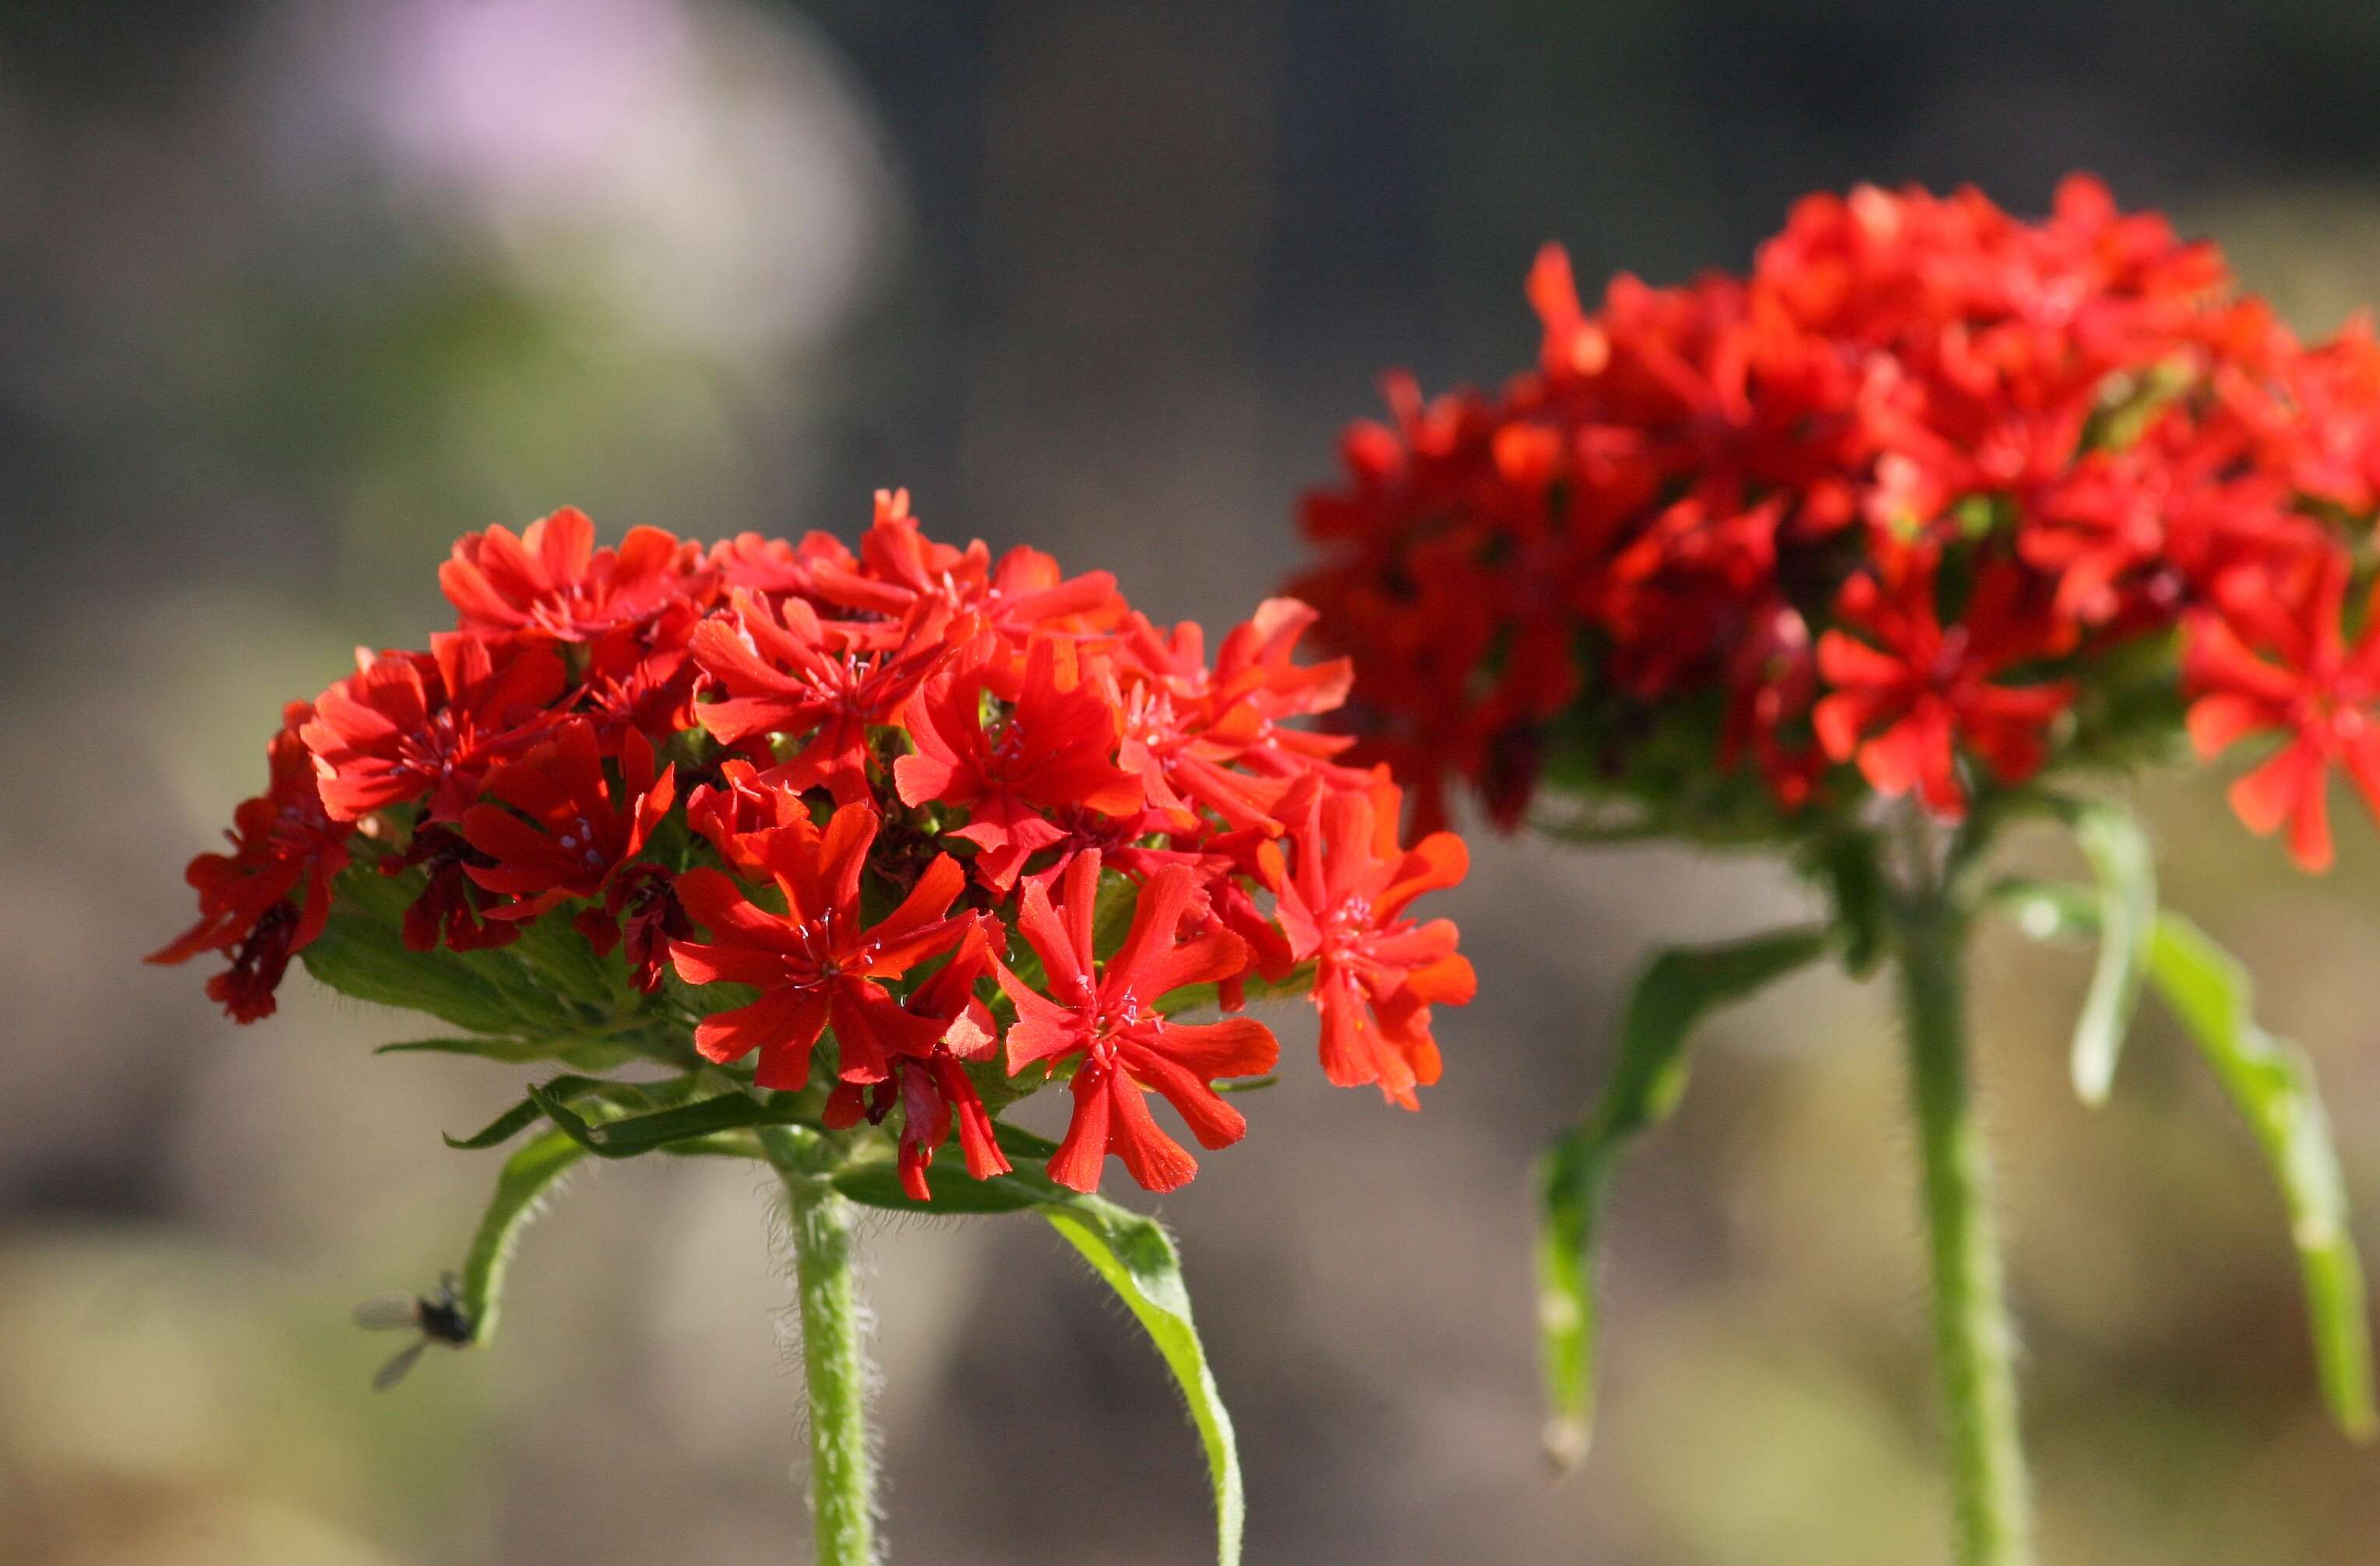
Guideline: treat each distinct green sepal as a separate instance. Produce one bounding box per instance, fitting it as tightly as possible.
[454,1127,584,1348]
[1537,925,1832,1469]
[1997,880,2378,1439]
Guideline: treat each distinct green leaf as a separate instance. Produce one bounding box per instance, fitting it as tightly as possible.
[301,911,534,1034]
[879,1116,1239,1561]
[1038,1190,1243,1565]
[1537,925,1832,1469]
[1802,828,1887,977]
[2061,802,2156,1106]
[528,1082,814,1159]
[454,1127,584,1348]
[303,865,588,1035]
[831,1153,1045,1215]
[375,1035,641,1070]
[443,1074,665,1150]
[1997,883,2377,1440]
[2140,912,2376,1439]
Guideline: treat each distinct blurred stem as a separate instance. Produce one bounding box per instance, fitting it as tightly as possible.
[763,1127,876,1566]
[1894,882,2034,1566]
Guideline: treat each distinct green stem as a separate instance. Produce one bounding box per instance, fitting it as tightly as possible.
[1894,886,2034,1566]
[766,1130,876,1565]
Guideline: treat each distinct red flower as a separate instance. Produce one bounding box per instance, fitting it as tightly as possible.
[807,488,1121,637]
[460,718,677,955]
[303,633,566,822]
[577,601,707,747]
[685,757,812,879]
[823,916,1012,1200]
[997,852,1279,1193]
[895,634,1144,889]
[1112,600,1359,834]
[147,703,353,1021]
[1813,561,2075,817]
[379,824,520,954]
[442,507,707,643]
[668,802,968,1089]
[689,591,947,802]
[2184,556,2380,872]
[605,862,692,993]
[1260,779,1473,1109]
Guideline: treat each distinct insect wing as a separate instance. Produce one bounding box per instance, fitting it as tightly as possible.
[372,1339,428,1392]
[353,1293,422,1331]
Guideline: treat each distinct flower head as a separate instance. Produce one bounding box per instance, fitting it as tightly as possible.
[161,496,1472,1197]
[1294,174,2380,869]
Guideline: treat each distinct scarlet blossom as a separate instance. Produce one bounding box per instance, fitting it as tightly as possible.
[161,496,1472,1200]
[807,488,1122,637]
[604,862,692,994]
[379,825,520,954]
[303,633,566,822]
[2184,559,2380,872]
[896,635,1145,889]
[684,757,812,880]
[442,506,708,643]
[147,703,353,1021]
[689,590,947,802]
[1111,600,1360,834]
[707,527,855,599]
[577,601,706,746]
[1813,562,2075,817]
[824,916,1011,1200]
[1259,778,1474,1109]
[998,852,1279,1194]
[1293,173,2380,870]
[460,718,677,952]
[668,802,969,1089]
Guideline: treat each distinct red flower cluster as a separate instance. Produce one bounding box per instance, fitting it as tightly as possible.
[153,501,1472,1196]
[1296,176,2380,869]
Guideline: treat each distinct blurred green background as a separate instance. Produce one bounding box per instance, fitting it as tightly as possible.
[7,2,2380,1561]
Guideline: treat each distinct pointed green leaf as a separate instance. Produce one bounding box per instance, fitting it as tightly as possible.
[2142,912,2376,1439]
[1538,925,1832,1469]
[454,1128,584,1348]
[301,911,534,1034]
[1802,828,1887,977]
[528,1082,816,1159]
[2061,802,2156,1106]
[1038,1190,1242,1565]
[906,1120,1240,1559]
[831,1153,1045,1215]
[303,864,587,1035]
[376,1034,643,1070]
[1996,882,2377,1439]
[443,1075,668,1150]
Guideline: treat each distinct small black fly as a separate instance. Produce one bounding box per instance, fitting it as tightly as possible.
[353,1271,474,1391]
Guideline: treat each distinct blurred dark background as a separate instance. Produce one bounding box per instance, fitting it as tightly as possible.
[9,3,2380,1562]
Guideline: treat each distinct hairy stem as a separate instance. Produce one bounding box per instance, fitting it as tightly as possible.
[1895,886,2034,1566]
[767,1130,876,1565]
